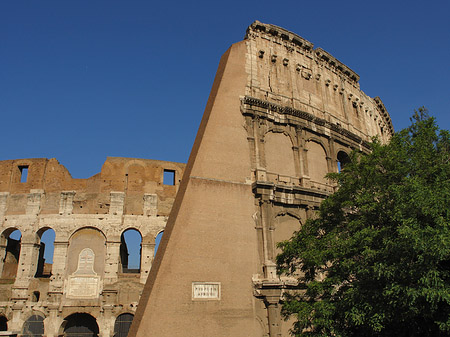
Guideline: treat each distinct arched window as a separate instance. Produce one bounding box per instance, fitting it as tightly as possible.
[1,229,21,279]
[63,313,99,337]
[264,132,296,178]
[272,214,301,258]
[32,291,40,302]
[154,231,164,257]
[0,315,7,331]
[114,313,134,337]
[337,151,350,172]
[22,314,44,337]
[35,228,55,277]
[65,228,106,300]
[306,141,328,184]
[120,229,142,273]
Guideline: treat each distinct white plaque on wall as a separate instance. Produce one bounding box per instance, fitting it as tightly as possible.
[192,282,221,300]
[67,275,101,298]
[65,248,102,299]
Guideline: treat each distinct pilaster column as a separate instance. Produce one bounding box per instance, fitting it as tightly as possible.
[97,308,114,337]
[140,242,155,284]
[49,241,69,293]
[262,288,282,337]
[143,194,157,217]
[0,243,7,278]
[44,313,63,337]
[104,241,120,284]
[13,235,40,297]
[26,190,43,216]
[0,192,9,223]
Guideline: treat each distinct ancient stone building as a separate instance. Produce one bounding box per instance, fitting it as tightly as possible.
[130,21,393,337]
[0,157,185,336]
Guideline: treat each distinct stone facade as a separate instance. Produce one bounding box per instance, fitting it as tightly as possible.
[0,157,185,336]
[130,21,393,336]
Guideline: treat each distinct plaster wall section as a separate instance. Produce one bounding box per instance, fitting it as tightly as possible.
[0,157,185,336]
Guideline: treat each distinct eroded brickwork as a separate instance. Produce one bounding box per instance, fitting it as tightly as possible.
[0,157,185,336]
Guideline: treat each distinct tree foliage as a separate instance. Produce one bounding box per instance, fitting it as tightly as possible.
[277,109,450,336]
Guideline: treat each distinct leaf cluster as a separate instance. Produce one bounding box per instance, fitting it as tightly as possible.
[277,109,450,336]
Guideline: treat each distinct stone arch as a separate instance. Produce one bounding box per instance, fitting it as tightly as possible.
[305,137,330,157]
[66,227,106,278]
[337,150,351,172]
[114,312,134,337]
[22,312,45,337]
[120,228,142,273]
[35,227,55,277]
[306,139,329,184]
[61,312,99,337]
[0,228,21,279]
[154,230,164,256]
[265,126,297,146]
[271,213,302,260]
[263,131,296,178]
[255,314,268,337]
[68,226,106,241]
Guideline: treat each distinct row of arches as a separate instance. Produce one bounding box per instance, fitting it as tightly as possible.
[0,312,133,337]
[264,131,350,184]
[0,228,164,279]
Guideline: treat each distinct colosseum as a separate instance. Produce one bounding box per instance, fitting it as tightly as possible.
[0,21,393,337]
[130,21,393,337]
[0,157,185,336]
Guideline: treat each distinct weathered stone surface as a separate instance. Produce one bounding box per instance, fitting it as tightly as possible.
[130,21,393,337]
[0,157,185,336]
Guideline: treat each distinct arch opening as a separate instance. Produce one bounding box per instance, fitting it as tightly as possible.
[154,231,164,257]
[1,229,22,279]
[114,313,134,337]
[120,229,142,273]
[22,314,44,337]
[35,228,55,278]
[63,313,99,337]
[337,151,350,172]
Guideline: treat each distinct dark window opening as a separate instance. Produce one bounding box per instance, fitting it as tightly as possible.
[163,169,175,185]
[19,166,29,183]
[0,316,7,331]
[114,313,134,337]
[337,151,351,172]
[32,291,40,302]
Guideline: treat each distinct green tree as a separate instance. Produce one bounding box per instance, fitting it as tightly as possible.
[277,109,450,336]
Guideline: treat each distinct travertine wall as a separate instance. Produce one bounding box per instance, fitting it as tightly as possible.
[130,21,393,337]
[0,157,185,336]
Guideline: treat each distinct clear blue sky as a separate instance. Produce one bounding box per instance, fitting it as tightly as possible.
[1,0,449,179]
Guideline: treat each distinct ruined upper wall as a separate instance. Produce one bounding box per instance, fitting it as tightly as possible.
[0,157,185,216]
[244,21,393,143]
